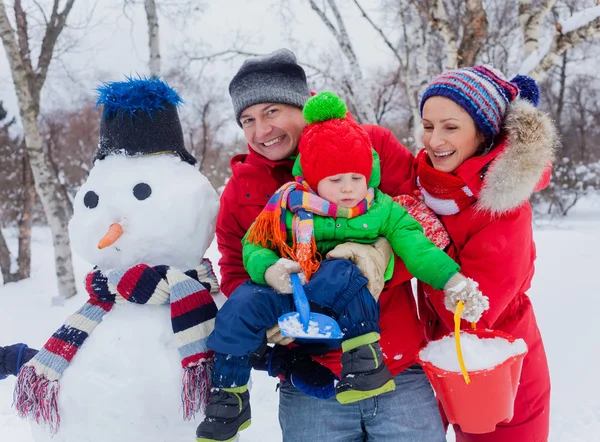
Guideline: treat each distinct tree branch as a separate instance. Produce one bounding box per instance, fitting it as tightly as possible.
[308,0,339,40]
[351,0,406,69]
[35,0,76,97]
[529,15,600,80]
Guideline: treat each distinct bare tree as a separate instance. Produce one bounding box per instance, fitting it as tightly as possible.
[145,0,160,76]
[0,0,77,298]
[519,0,600,80]
[305,0,377,123]
[0,101,36,283]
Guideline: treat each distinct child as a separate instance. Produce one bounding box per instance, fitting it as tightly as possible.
[196,92,488,442]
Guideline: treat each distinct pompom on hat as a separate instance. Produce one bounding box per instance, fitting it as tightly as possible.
[419,65,540,142]
[298,91,373,190]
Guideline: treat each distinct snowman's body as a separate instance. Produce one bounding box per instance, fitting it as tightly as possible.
[30,154,220,442]
[31,305,195,442]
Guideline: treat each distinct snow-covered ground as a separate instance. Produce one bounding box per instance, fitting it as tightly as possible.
[1,198,600,441]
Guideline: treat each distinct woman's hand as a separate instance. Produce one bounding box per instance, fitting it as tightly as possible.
[443,273,489,322]
[326,237,392,300]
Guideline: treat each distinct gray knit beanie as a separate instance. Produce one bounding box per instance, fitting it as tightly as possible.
[229,49,311,126]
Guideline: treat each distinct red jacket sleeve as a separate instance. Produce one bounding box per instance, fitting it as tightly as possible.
[216,179,251,297]
[428,206,536,330]
[361,124,414,196]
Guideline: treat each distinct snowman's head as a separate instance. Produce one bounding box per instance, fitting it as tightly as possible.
[69,154,219,270]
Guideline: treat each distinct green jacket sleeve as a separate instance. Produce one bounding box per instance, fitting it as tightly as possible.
[242,226,280,286]
[381,195,459,289]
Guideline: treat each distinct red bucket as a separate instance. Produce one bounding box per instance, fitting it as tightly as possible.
[417,329,527,434]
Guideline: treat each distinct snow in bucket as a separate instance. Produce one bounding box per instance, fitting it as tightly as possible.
[419,332,528,372]
[279,312,334,338]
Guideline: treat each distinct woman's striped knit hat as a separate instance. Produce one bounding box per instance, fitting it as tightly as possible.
[419,65,539,141]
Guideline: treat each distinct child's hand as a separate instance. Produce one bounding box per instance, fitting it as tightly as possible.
[265,258,306,294]
[326,237,392,300]
[443,273,489,322]
[266,325,295,345]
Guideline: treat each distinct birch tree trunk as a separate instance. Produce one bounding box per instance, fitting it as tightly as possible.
[519,1,600,81]
[17,148,36,279]
[519,0,557,57]
[308,0,377,123]
[0,0,77,299]
[144,0,161,76]
[430,0,459,69]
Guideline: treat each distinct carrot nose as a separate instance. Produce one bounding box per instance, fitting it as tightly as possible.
[98,223,123,249]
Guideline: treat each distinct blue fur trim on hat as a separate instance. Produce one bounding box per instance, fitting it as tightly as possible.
[96,76,184,117]
[511,75,540,107]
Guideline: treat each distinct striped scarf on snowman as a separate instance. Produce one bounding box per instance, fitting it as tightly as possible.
[14,259,219,436]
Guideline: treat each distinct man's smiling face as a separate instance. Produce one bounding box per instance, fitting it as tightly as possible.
[240,103,307,161]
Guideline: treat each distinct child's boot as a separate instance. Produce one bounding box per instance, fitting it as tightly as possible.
[196,385,251,442]
[335,332,396,404]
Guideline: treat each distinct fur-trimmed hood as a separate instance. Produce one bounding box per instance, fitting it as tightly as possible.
[477,99,558,214]
[414,99,559,215]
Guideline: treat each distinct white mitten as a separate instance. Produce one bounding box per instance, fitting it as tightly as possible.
[326,237,392,301]
[264,258,306,294]
[443,273,490,322]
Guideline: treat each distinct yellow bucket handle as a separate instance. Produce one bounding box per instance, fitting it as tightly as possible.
[454,301,477,385]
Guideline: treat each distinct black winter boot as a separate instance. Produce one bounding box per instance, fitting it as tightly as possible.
[335,332,396,404]
[196,386,251,442]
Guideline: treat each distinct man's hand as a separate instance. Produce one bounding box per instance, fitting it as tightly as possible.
[264,258,306,294]
[326,237,392,300]
[443,273,490,322]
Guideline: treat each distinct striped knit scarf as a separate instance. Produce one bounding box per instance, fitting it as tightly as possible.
[416,149,477,215]
[14,259,218,435]
[246,177,374,280]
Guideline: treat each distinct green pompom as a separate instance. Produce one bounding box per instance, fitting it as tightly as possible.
[303,91,347,124]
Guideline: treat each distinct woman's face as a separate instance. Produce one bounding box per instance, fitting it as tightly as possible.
[421,96,483,173]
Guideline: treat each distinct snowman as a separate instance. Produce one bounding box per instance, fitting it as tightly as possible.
[13,77,221,442]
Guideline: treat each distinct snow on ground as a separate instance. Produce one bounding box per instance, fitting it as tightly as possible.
[1,198,600,441]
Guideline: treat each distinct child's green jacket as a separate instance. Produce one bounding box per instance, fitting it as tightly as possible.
[242,151,459,290]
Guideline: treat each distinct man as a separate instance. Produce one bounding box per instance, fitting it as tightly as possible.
[214,49,446,442]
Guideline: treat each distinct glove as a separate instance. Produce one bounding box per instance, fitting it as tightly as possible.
[264,258,306,294]
[326,237,392,300]
[0,343,38,379]
[443,273,490,322]
[253,345,336,400]
[266,324,295,346]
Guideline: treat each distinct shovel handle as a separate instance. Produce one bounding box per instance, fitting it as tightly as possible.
[290,273,310,332]
[454,301,471,384]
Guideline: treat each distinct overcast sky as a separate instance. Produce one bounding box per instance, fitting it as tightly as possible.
[0,0,393,123]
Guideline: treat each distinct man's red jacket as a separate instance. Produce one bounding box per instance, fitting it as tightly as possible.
[216,124,424,377]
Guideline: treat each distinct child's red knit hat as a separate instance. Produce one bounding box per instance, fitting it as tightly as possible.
[298,92,373,190]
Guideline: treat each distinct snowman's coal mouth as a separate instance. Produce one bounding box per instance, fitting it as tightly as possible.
[115,246,121,252]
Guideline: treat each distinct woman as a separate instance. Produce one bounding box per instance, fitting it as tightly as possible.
[402,66,556,441]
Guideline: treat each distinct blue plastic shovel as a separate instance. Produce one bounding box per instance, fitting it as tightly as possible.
[278,273,343,347]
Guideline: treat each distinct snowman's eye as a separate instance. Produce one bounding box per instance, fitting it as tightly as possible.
[133,183,152,200]
[84,191,99,209]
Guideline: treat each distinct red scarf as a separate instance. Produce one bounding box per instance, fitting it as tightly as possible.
[415,150,477,215]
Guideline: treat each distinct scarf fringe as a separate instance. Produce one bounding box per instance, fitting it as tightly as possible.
[181,360,213,420]
[14,366,61,436]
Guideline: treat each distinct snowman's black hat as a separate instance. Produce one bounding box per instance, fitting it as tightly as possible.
[94,76,197,166]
